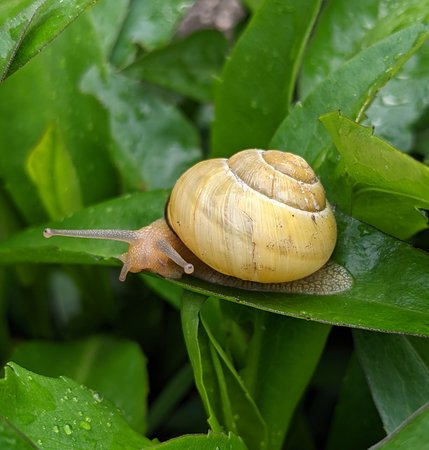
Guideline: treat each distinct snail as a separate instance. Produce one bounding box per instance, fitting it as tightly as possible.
[43,149,353,295]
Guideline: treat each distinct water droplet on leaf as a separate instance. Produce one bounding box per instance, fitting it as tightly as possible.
[79,420,91,431]
[92,391,104,403]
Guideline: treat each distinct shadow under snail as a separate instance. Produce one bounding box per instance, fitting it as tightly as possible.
[43,149,353,295]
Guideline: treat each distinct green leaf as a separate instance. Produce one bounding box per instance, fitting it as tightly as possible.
[0,416,36,450]
[271,23,429,165]
[182,294,267,450]
[26,124,83,220]
[365,42,429,152]
[0,0,98,81]
[87,0,129,59]
[80,66,201,190]
[354,331,429,433]
[369,403,429,450]
[149,431,248,449]
[201,300,269,450]
[0,192,429,336]
[125,30,228,102]
[183,296,329,450]
[211,0,322,156]
[0,362,151,449]
[326,354,384,450]
[180,291,223,433]
[227,305,329,450]
[109,0,194,68]
[10,335,147,433]
[0,7,117,224]
[320,111,429,239]
[299,0,429,97]
[241,0,263,12]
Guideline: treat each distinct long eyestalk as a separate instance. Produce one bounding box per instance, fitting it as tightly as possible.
[43,228,140,243]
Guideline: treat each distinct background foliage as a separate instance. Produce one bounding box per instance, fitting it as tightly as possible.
[0,0,429,449]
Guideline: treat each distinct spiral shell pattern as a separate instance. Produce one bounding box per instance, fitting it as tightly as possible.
[167,149,337,283]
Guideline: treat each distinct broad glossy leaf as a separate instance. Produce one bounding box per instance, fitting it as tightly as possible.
[365,42,429,152]
[354,331,429,433]
[110,0,194,68]
[0,192,429,336]
[26,124,83,220]
[122,0,193,52]
[0,8,117,224]
[80,66,201,190]
[326,354,384,450]
[149,431,248,449]
[87,0,129,58]
[211,0,322,156]
[299,0,429,153]
[0,362,151,449]
[271,24,429,165]
[125,30,227,102]
[300,0,429,97]
[10,335,147,433]
[321,112,429,239]
[0,0,98,81]
[370,403,429,450]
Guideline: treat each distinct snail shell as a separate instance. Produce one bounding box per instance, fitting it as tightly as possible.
[168,149,337,283]
[43,149,352,295]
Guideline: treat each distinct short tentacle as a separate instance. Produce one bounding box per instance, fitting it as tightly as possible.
[157,240,194,274]
[119,258,131,282]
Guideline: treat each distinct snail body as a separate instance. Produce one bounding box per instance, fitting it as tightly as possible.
[43,150,352,295]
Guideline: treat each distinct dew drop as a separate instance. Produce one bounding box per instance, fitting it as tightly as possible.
[106,422,112,428]
[92,391,104,403]
[53,425,59,433]
[63,424,73,435]
[79,420,91,431]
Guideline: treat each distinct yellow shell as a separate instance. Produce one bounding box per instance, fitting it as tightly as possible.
[167,149,337,283]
